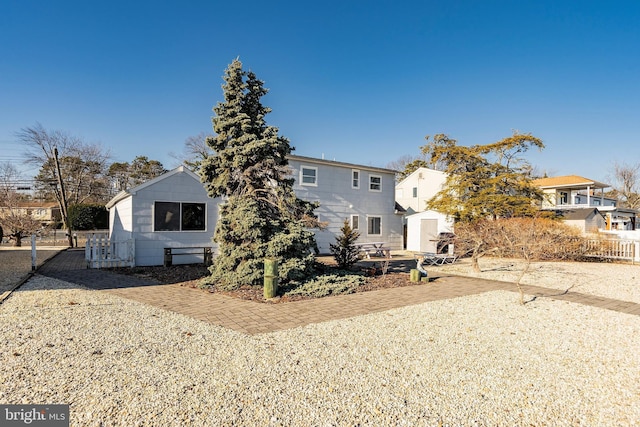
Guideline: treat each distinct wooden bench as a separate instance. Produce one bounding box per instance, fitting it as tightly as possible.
[164,247,213,267]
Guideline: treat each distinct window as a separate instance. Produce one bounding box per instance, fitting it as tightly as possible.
[367,216,381,235]
[351,214,359,230]
[412,187,418,198]
[301,166,317,186]
[352,170,360,189]
[369,175,382,192]
[559,191,568,205]
[181,203,206,230]
[154,202,206,231]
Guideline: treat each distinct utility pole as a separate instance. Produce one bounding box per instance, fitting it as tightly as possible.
[53,147,74,247]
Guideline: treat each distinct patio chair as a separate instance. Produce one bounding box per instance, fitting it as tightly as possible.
[414,252,439,267]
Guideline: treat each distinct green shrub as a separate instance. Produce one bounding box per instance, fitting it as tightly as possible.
[329,219,361,269]
[68,204,108,230]
[286,273,365,298]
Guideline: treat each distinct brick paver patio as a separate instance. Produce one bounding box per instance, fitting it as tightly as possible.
[24,249,640,335]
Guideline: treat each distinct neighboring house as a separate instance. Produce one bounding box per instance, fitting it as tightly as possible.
[533,175,638,231]
[106,166,220,266]
[288,155,404,253]
[0,202,61,227]
[555,208,606,234]
[395,167,452,251]
[395,167,447,215]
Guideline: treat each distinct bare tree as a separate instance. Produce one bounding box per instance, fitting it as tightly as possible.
[496,217,584,304]
[0,163,43,246]
[454,217,585,304]
[17,123,111,246]
[608,161,640,209]
[386,154,425,180]
[169,132,214,172]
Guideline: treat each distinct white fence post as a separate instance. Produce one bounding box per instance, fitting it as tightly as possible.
[584,238,640,263]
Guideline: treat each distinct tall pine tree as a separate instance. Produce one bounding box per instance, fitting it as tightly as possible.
[200,58,319,290]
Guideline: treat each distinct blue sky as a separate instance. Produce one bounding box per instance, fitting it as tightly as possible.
[1,0,639,183]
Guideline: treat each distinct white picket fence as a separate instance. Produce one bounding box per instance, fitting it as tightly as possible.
[583,239,640,263]
[85,234,135,268]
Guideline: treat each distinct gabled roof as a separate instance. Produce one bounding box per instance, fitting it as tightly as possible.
[105,165,201,209]
[395,166,446,187]
[556,208,604,221]
[9,202,59,209]
[287,155,397,175]
[394,202,406,213]
[533,175,609,189]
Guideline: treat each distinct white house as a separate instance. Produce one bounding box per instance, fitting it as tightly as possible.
[554,208,606,234]
[395,167,447,215]
[533,175,638,232]
[106,166,221,266]
[288,155,404,253]
[104,157,403,266]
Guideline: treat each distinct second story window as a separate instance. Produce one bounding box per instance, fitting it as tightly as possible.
[301,166,317,186]
[352,170,360,189]
[369,175,382,192]
[412,187,418,198]
[559,191,568,205]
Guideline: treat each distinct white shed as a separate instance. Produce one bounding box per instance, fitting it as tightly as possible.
[106,166,220,266]
[405,210,454,253]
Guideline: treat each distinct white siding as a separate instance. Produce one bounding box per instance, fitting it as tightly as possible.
[107,167,221,266]
[109,196,133,241]
[131,172,219,266]
[405,210,454,252]
[289,157,403,254]
[395,168,447,214]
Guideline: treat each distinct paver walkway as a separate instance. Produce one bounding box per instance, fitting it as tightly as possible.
[29,249,640,335]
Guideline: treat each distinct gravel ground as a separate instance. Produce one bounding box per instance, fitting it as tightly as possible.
[1,264,639,426]
[436,257,640,304]
[0,247,63,295]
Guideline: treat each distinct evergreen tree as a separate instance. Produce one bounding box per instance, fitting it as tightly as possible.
[200,58,319,290]
[106,157,167,192]
[329,219,361,269]
[425,132,544,222]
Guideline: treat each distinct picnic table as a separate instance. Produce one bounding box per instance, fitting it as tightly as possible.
[354,242,391,259]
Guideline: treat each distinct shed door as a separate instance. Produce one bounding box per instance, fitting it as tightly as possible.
[420,219,438,253]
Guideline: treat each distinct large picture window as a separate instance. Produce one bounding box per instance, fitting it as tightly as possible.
[154,202,206,231]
